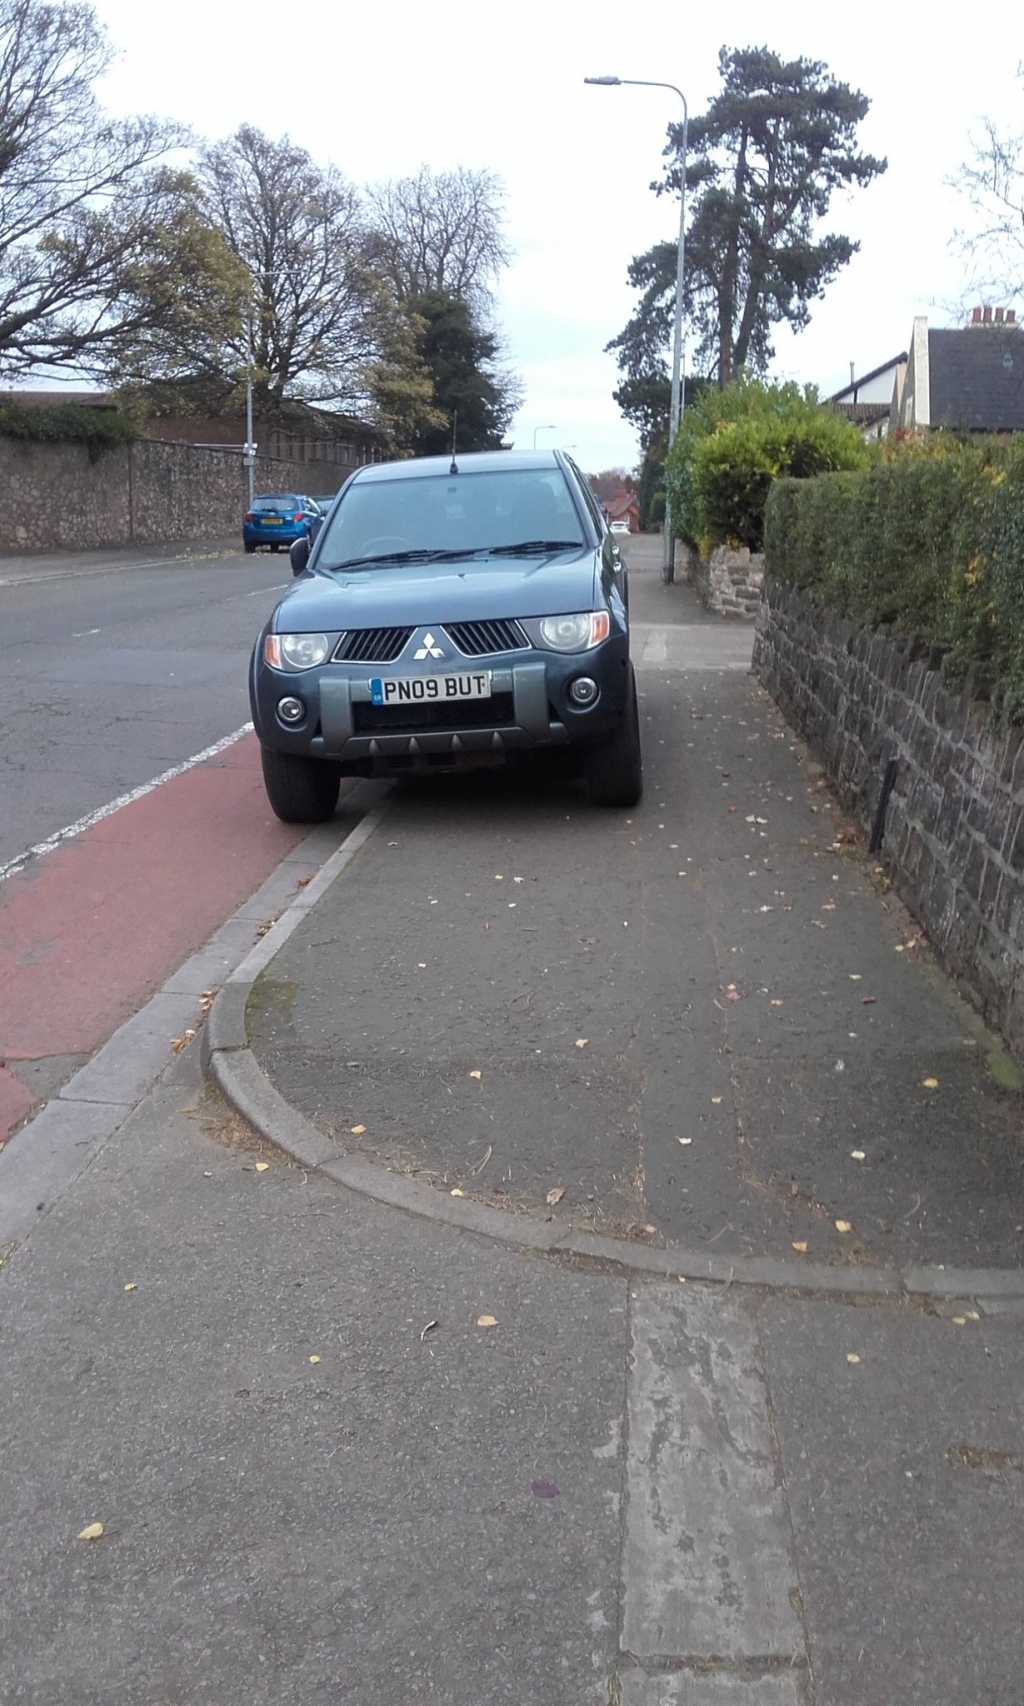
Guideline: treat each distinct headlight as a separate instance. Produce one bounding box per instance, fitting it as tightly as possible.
[536,612,611,652]
[264,632,332,670]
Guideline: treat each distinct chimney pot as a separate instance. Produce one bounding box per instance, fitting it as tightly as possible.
[972,306,983,324]
[983,306,993,324]
[995,307,1005,324]
[1008,309,1017,326]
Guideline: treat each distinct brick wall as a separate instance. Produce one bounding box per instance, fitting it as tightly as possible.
[0,435,355,554]
[754,578,1024,1054]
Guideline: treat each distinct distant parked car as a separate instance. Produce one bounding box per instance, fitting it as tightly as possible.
[244,495,322,555]
[610,520,631,536]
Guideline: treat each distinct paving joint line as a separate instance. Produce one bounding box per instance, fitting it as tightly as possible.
[202,796,1024,1308]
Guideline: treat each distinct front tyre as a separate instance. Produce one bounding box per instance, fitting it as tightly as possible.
[260,746,340,823]
[584,665,643,808]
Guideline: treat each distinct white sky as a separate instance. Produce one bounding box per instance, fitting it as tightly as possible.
[92,0,1021,472]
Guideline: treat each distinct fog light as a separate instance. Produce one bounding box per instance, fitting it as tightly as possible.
[277,695,305,724]
[569,676,599,707]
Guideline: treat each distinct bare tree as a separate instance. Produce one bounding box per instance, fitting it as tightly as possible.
[365,166,511,312]
[953,72,1024,309]
[200,125,393,410]
[0,0,222,377]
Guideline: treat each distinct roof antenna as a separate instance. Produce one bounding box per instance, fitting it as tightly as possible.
[449,410,459,476]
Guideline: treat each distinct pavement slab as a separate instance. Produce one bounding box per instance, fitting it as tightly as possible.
[757,1293,1024,1706]
[0,1060,626,1706]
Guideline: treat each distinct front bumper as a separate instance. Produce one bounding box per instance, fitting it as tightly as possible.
[251,641,629,773]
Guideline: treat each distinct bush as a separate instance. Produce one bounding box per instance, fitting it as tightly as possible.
[764,434,1024,717]
[665,377,870,552]
[0,400,139,462]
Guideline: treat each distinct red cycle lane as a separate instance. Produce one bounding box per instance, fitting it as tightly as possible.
[0,734,304,1143]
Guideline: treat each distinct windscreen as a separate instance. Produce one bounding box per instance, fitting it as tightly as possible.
[317,469,585,567]
[252,496,300,514]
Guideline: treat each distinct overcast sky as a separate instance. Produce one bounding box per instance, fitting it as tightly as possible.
[92,0,1021,472]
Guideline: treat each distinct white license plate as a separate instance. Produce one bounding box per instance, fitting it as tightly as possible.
[370,672,492,706]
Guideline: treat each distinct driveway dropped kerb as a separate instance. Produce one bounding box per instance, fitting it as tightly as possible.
[221,557,1024,1285]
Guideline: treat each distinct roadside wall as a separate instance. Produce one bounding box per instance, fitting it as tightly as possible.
[0,436,355,553]
[683,543,765,619]
[754,579,1024,1055]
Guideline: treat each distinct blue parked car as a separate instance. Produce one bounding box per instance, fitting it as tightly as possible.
[243,494,322,555]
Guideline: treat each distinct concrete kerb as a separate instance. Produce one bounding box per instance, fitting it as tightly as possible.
[203,798,1024,1309]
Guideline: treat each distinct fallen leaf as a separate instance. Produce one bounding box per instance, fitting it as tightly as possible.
[351,1124,367,1135]
[791,1241,809,1254]
[308,1354,321,1365]
[469,1070,482,1080]
[770,998,784,1007]
[922,1077,940,1090]
[420,1320,438,1342]
[951,1316,968,1327]
[123,1282,137,1293]
[849,974,863,982]
[835,1219,853,1233]
[711,1096,723,1105]
[450,1187,465,1198]
[77,1522,104,1541]
[546,1185,567,1206]
[677,1137,693,1147]
[850,1150,866,1161]
[254,1162,270,1173]
[846,1353,862,1365]
[575,1038,590,1049]
[862,996,877,1005]
[170,1028,196,1054]
[494,874,504,881]
[477,1315,498,1328]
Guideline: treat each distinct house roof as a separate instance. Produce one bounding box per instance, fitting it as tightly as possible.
[604,490,639,519]
[829,355,907,403]
[832,401,890,425]
[929,328,1024,431]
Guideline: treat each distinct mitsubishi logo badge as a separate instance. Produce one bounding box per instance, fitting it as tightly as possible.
[414,631,444,660]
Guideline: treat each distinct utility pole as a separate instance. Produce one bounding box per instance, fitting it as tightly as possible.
[585,75,688,582]
[244,378,256,508]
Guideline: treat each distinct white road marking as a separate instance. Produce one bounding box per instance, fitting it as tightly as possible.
[0,723,254,885]
[71,628,102,638]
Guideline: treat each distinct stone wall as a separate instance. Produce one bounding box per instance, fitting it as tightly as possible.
[754,578,1024,1055]
[684,543,765,618]
[0,435,355,554]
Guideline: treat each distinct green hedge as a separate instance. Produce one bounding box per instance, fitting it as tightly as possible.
[665,378,870,552]
[764,435,1024,716]
[0,400,139,462]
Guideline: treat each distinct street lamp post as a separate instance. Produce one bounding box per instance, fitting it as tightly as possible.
[533,423,557,448]
[585,75,688,582]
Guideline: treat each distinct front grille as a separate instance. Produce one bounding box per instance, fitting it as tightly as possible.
[334,627,413,664]
[353,693,517,735]
[444,618,528,657]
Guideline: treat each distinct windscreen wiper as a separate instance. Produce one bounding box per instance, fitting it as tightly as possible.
[328,548,479,571]
[486,539,584,556]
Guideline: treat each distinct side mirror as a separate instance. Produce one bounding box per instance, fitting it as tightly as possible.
[290,536,310,577]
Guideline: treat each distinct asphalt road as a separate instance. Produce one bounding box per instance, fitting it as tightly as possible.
[0,543,287,867]
[0,542,303,1141]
